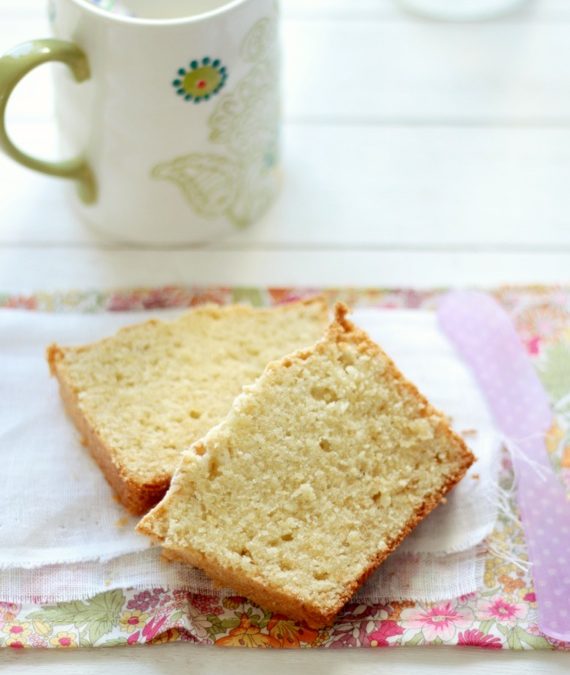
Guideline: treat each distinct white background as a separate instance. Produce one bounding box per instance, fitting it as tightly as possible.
[1,0,569,671]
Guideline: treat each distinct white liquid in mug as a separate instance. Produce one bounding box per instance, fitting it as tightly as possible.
[87,0,237,20]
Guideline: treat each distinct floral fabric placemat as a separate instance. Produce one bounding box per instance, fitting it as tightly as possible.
[1,285,569,651]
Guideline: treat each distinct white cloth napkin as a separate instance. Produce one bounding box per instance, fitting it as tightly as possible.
[0,307,498,603]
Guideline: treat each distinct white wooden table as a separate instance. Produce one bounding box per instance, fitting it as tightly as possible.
[1,0,569,672]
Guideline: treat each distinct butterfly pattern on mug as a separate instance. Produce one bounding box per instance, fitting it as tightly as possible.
[150,12,280,229]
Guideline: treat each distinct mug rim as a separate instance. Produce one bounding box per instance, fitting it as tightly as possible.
[69,0,250,27]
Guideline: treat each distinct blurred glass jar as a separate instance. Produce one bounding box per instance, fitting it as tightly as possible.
[397,0,529,21]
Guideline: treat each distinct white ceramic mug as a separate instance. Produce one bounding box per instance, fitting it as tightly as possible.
[0,0,281,244]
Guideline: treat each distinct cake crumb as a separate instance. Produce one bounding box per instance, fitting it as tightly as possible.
[115,516,129,528]
[461,429,478,438]
[471,472,480,480]
[440,497,448,504]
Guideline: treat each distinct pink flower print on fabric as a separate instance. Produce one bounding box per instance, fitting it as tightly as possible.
[400,602,473,642]
[458,629,502,649]
[479,598,528,623]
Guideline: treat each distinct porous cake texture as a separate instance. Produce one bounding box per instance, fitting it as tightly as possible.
[47,297,328,514]
[138,304,475,627]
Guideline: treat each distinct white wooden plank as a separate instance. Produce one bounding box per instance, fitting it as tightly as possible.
[3,15,570,122]
[229,123,570,248]
[0,14,53,122]
[0,15,49,46]
[286,0,570,20]
[1,121,570,248]
[3,644,570,675]
[287,0,570,20]
[284,20,570,122]
[1,0,59,14]
[0,247,566,291]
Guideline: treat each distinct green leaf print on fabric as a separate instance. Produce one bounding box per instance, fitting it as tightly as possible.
[539,341,570,404]
[517,628,554,650]
[231,288,265,307]
[27,590,125,646]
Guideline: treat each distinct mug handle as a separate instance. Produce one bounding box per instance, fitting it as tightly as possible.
[0,38,96,203]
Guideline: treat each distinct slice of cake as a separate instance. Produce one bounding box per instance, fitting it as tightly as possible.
[47,296,328,514]
[137,304,475,627]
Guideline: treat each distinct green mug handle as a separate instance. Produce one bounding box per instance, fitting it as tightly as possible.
[0,38,96,203]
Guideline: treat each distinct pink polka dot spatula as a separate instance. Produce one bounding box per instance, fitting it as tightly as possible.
[438,290,570,642]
